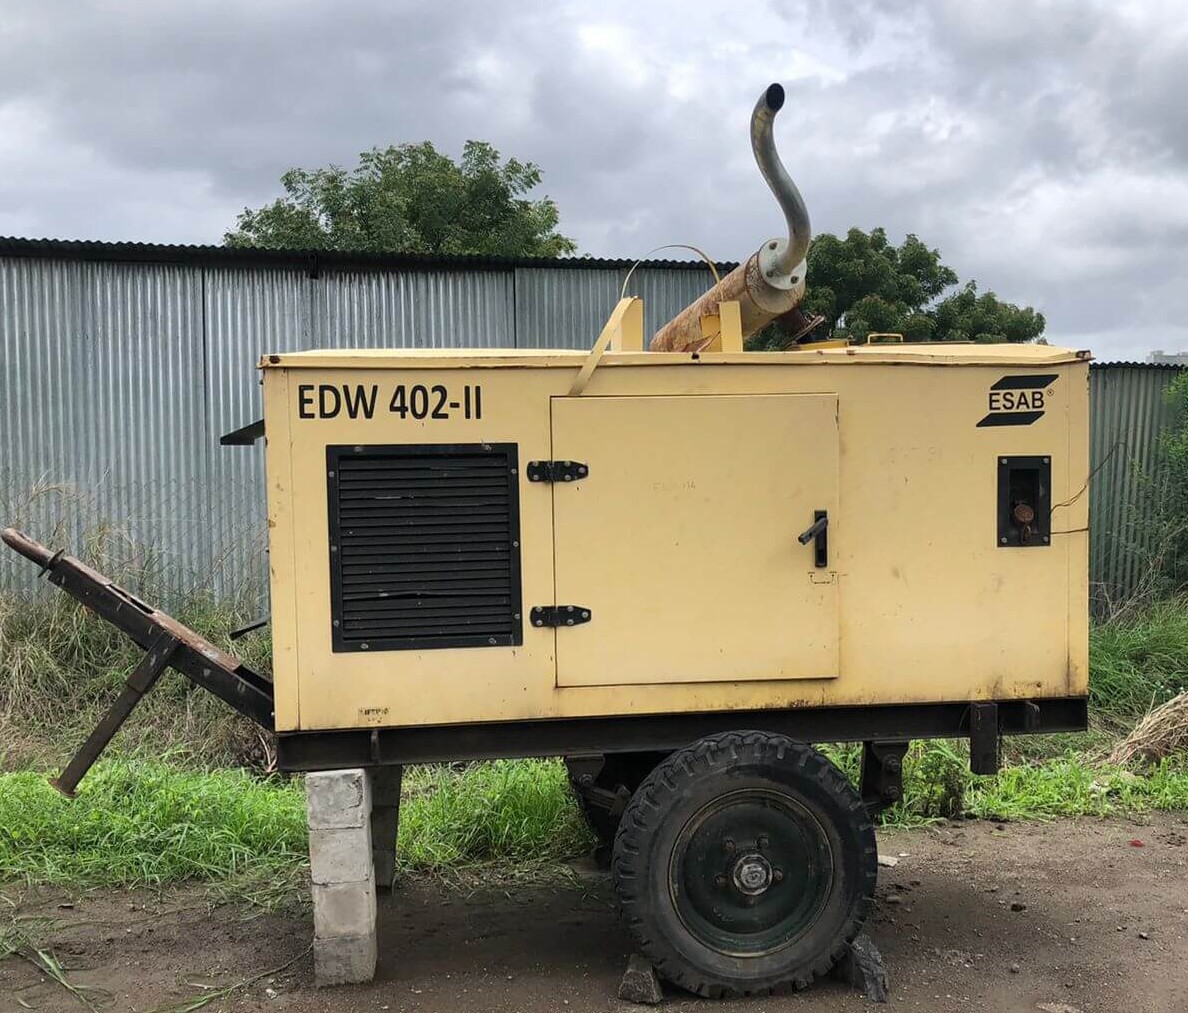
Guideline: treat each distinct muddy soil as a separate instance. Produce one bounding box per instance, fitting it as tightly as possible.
[2,814,1186,1012]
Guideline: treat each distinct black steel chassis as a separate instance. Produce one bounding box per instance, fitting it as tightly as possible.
[276,697,1087,812]
[276,697,1087,772]
[3,527,1087,810]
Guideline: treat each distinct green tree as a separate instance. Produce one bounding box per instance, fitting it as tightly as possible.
[225,141,576,257]
[750,227,1044,348]
[1157,370,1188,590]
[930,281,1046,344]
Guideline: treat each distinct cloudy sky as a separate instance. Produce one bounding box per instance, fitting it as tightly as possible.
[1,0,1185,360]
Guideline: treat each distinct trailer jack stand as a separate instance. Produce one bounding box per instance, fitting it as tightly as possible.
[51,630,179,796]
[2,528,275,795]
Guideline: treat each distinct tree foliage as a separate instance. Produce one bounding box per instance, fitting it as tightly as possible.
[1157,370,1188,590]
[751,227,1045,348]
[225,141,576,257]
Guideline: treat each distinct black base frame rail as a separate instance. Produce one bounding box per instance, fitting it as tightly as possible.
[2,528,275,795]
[277,697,1088,772]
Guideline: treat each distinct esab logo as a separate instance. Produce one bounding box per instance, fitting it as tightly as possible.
[977,373,1058,428]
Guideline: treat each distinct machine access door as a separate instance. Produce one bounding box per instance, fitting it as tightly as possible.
[550,393,840,688]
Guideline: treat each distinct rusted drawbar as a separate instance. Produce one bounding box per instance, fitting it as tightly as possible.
[1,528,273,795]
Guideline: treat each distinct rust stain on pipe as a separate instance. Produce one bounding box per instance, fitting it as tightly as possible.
[650,254,806,352]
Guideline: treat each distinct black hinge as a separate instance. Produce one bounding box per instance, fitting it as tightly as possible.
[527,460,589,483]
[531,605,592,628]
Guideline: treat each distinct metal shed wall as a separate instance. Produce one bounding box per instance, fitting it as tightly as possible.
[1089,363,1184,611]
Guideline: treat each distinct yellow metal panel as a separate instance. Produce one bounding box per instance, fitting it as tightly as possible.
[262,371,301,730]
[570,297,642,395]
[1063,363,1091,694]
[262,353,1090,732]
[608,297,644,352]
[261,344,1088,370]
[550,395,839,686]
[699,313,722,352]
[719,301,744,353]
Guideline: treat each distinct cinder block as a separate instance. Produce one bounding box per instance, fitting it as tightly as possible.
[306,769,371,830]
[314,931,377,986]
[313,875,377,939]
[310,826,373,885]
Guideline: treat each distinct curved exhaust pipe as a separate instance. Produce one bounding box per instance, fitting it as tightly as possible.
[752,83,811,281]
[650,83,812,352]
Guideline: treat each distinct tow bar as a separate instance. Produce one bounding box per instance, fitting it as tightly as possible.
[2,528,274,795]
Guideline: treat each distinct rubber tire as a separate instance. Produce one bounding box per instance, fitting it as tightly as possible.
[611,731,876,998]
[574,752,669,865]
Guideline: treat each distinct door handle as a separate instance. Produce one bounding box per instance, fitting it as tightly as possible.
[797,510,828,568]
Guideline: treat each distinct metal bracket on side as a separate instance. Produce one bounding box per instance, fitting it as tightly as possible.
[531,605,592,628]
[969,702,1000,775]
[570,296,644,396]
[565,755,631,819]
[697,299,744,353]
[860,740,909,815]
[527,460,589,483]
[220,418,265,446]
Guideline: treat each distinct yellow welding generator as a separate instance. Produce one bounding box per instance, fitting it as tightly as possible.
[3,82,1088,998]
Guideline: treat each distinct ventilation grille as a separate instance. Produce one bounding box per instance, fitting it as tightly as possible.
[327,444,522,652]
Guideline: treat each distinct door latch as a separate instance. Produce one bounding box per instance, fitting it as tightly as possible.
[797,510,829,568]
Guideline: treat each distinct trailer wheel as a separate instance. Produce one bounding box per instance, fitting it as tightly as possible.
[612,731,876,998]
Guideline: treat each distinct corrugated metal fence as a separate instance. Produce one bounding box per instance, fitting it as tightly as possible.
[1089,363,1184,610]
[0,243,1183,606]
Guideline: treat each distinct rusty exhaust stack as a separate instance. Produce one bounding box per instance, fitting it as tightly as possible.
[650,83,811,352]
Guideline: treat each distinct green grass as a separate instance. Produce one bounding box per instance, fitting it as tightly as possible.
[0,585,272,772]
[0,757,591,892]
[966,755,1188,820]
[1,751,1187,896]
[830,740,1188,825]
[398,760,592,870]
[1089,596,1188,717]
[0,759,305,886]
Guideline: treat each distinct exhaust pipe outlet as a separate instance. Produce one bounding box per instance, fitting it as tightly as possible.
[650,83,812,352]
[752,82,811,283]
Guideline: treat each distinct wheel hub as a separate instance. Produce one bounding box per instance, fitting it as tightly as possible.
[668,788,835,957]
[732,853,773,895]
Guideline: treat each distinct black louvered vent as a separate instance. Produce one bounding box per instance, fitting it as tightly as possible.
[327,443,522,652]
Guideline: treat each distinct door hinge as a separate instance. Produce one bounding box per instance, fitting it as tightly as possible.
[530,605,592,628]
[527,460,589,483]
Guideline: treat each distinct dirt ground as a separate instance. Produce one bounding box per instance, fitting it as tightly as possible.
[2,814,1187,1013]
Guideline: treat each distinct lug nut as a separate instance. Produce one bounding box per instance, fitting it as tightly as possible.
[757,835,769,850]
[723,838,736,854]
[773,869,784,884]
[714,874,727,888]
